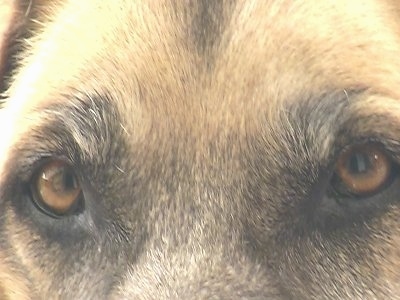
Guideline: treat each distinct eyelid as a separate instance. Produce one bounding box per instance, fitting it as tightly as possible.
[330,137,400,172]
[4,125,86,184]
[17,154,73,183]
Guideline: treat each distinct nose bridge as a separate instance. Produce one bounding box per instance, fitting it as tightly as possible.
[115,241,277,299]
[141,128,246,245]
[118,169,273,297]
[112,120,272,298]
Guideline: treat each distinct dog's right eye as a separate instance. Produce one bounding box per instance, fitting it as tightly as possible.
[30,159,82,217]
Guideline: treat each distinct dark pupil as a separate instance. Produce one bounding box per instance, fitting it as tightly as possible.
[347,152,371,175]
[61,168,76,190]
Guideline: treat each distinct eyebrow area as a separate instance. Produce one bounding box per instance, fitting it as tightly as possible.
[12,93,124,171]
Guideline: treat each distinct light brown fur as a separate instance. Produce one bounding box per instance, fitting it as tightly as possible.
[1,0,400,299]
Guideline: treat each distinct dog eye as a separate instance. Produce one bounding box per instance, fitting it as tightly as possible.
[30,160,82,217]
[332,143,393,197]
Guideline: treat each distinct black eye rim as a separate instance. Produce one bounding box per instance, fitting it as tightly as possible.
[29,157,85,219]
[330,142,398,199]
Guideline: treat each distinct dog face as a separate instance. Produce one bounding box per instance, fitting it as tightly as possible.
[1,0,400,299]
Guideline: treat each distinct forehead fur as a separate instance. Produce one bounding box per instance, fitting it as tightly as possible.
[0,1,399,180]
[3,0,400,121]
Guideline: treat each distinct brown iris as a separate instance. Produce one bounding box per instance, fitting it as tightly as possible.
[31,160,81,216]
[334,144,392,196]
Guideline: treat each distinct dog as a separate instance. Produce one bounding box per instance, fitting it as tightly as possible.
[1,0,400,299]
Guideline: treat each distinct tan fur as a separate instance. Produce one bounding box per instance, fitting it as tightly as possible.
[1,0,400,299]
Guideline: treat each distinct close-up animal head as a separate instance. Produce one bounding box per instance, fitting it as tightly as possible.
[1,0,400,299]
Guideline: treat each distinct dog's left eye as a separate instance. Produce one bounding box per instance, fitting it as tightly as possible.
[30,160,82,217]
[332,143,394,197]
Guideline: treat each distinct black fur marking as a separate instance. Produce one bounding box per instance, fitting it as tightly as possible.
[186,0,236,66]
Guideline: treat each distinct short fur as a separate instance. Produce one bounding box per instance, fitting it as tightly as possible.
[1,0,400,299]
